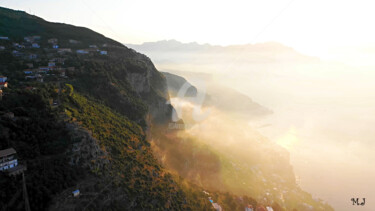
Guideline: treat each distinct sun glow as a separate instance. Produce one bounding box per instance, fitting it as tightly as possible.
[276,127,299,150]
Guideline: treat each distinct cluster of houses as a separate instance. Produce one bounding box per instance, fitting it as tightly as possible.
[0,35,111,83]
[76,44,107,55]
[202,191,223,211]
[24,59,75,82]
[12,35,42,50]
[0,35,108,59]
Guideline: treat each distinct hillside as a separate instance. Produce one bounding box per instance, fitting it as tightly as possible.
[162,71,272,120]
[161,72,198,97]
[0,6,263,211]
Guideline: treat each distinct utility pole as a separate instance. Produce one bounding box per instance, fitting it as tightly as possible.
[22,172,31,211]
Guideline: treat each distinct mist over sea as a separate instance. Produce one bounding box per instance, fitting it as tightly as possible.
[129,41,375,210]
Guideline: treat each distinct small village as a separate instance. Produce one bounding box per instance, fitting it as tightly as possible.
[0,35,108,92]
[0,35,112,210]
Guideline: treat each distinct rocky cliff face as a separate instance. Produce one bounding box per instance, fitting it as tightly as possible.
[66,122,109,171]
[124,52,176,125]
[161,72,198,97]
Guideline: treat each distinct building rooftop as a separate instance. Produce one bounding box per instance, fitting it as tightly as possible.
[0,148,16,157]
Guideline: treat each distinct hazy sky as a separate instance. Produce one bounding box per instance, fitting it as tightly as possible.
[2,0,375,65]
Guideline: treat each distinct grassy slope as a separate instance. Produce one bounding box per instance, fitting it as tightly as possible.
[63,85,261,210]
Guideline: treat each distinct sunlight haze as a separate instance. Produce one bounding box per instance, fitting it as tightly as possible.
[3,0,375,65]
[1,1,374,210]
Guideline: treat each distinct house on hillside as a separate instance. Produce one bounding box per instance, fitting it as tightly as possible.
[245,205,254,211]
[0,46,4,50]
[24,37,31,42]
[48,62,56,67]
[59,69,66,77]
[24,36,33,42]
[89,45,97,48]
[32,43,40,48]
[48,38,58,44]
[100,50,107,55]
[0,148,18,171]
[72,190,80,197]
[0,37,9,40]
[54,58,66,64]
[13,43,25,49]
[36,76,43,83]
[69,39,80,44]
[0,76,7,83]
[58,48,72,53]
[39,66,50,71]
[0,148,27,176]
[12,50,24,57]
[24,70,33,75]
[28,54,38,60]
[24,36,40,43]
[76,49,89,54]
[52,44,59,49]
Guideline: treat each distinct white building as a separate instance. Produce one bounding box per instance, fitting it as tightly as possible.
[69,39,80,44]
[48,38,58,44]
[76,50,89,54]
[32,43,40,48]
[0,148,18,171]
[72,190,80,197]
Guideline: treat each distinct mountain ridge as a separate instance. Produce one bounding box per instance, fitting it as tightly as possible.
[126,39,320,65]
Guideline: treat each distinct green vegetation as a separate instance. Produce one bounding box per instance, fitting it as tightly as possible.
[0,85,85,210]
[0,7,121,48]
[68,59,149,124]
[62,85,257,210]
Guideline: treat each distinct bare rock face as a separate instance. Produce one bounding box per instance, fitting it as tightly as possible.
[127,72,151,93]
[125,53,176,125]
[66,123,109,171]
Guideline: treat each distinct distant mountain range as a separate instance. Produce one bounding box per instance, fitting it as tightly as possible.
[127,39,320,65]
